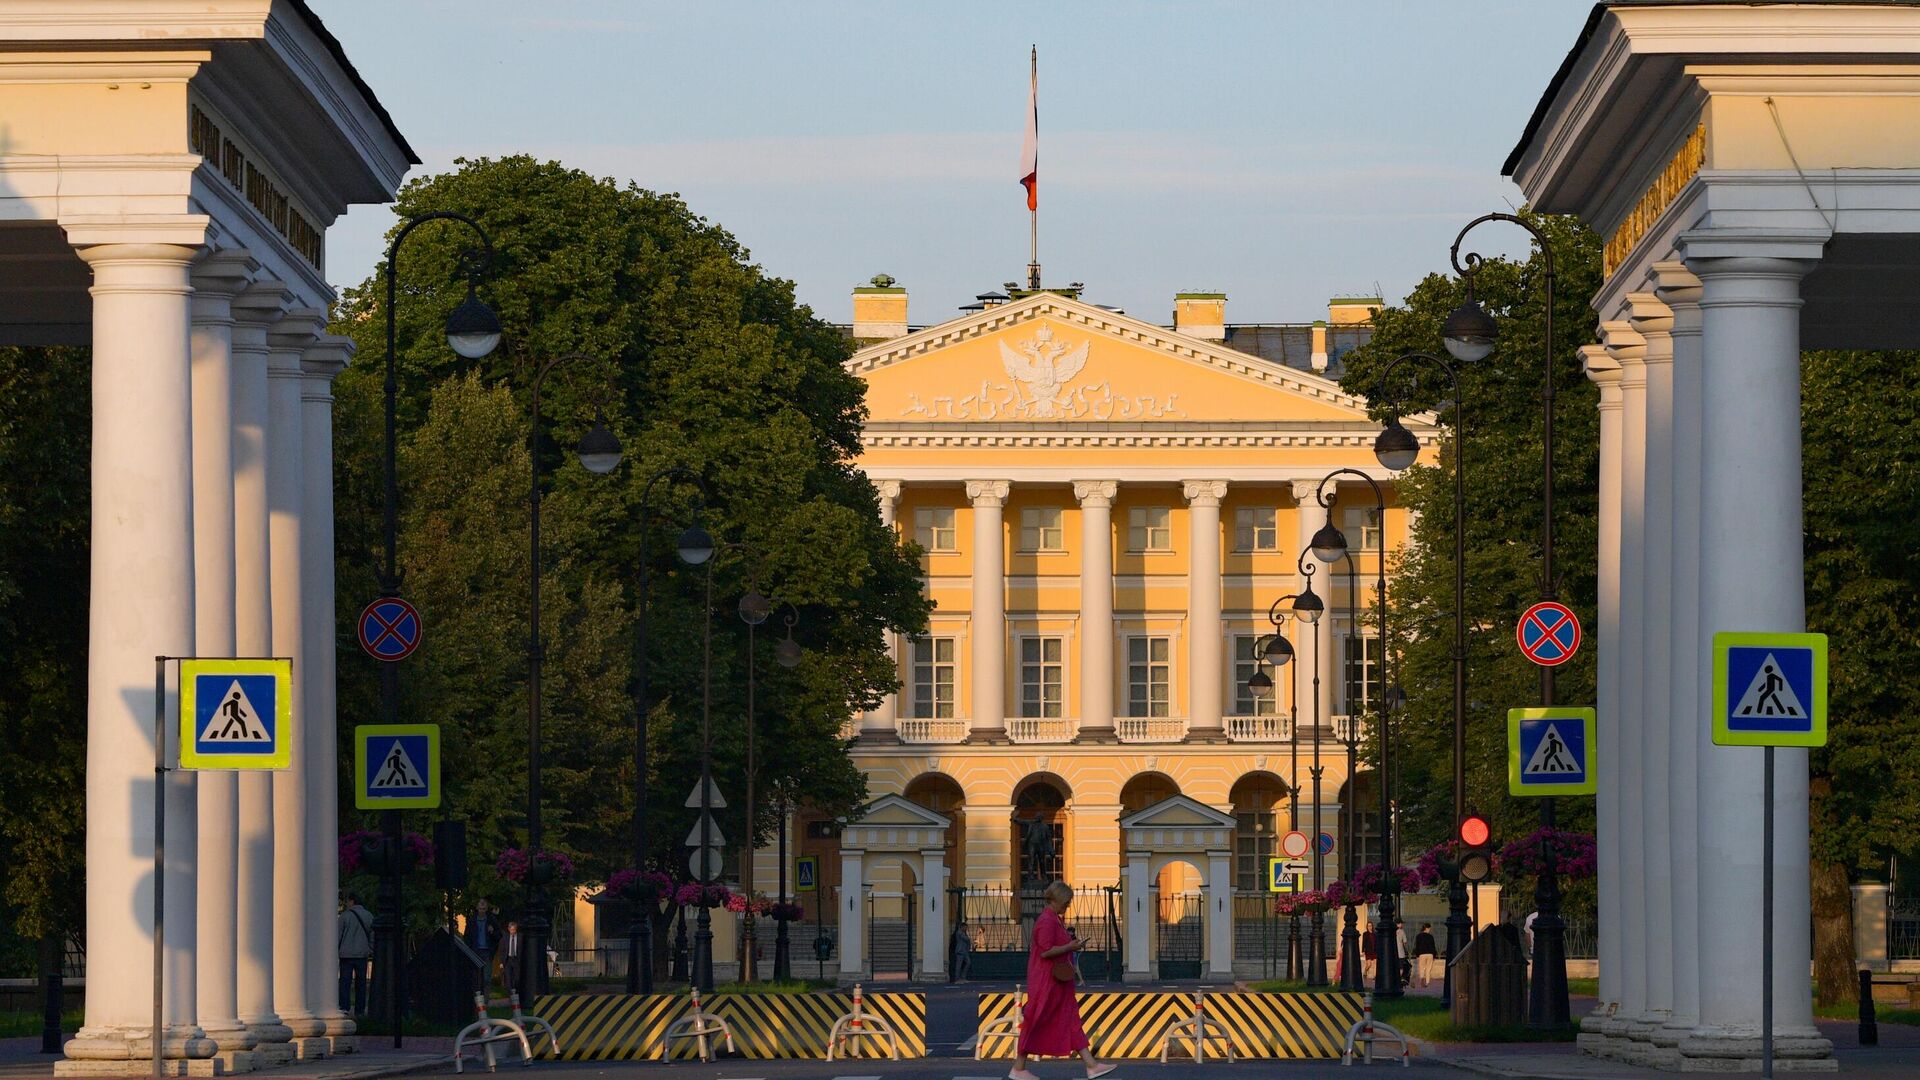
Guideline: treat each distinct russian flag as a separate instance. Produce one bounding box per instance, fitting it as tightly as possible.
[1019,52,1037,211]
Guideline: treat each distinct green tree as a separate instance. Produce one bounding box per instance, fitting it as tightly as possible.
[1336,214,1603,863]
[0,346,90,970]
[330,157,930,894]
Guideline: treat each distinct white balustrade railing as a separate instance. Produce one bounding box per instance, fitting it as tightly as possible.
[1115,716,1188,743]
[895,716,970,744]
[1007,716,1079,743]
[1225,715,1293,742]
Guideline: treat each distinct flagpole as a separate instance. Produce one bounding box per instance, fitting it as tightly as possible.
[1027,45,1040,290]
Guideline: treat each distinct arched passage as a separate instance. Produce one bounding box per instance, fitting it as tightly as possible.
[903,772,967,889]
[1336,771,1381,876]
[1230,771,1292,892]
[1012,773,1071,889]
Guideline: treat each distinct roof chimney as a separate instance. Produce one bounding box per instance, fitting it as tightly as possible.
[853,274,908,340]
[1173,291,1226,340]
[1328,296,1382,325]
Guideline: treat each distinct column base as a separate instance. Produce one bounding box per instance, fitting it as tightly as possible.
[63,1026,219,1064]
[57,1059,253,1078]
[1073,727,1117,745]
[1677,1027,1835,1072]
[245,1042,292,1068]
[239,1021,291,1067]
[287,1038,330,1061]
[197,1023,255,1053]
[964,730,1011,745]
[320,1012,356,1040]
[856,730,902,746]
[277,1013,326,1039]
[321,1036,358,1055]
[1122,970,1154,984]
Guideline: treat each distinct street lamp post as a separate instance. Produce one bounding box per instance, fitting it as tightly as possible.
[771,606,802,982]
[736,581,774,983]
[1373,350,1472,1005]
[1447,212,1569,1027]
[522,352,623,998]
[626,468,706,993]
[673,523,719,991]
[374,212,500,1038]
[1310,470,1399,996]
[1247,603,1297,983]
[1333,712,1364,990]
[1294,557,1329,987]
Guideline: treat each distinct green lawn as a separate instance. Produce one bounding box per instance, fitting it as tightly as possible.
[1246,981,1578,1043]
[0,1009,80,1038]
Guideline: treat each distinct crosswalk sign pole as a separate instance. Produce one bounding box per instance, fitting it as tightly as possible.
[1763,745,1774,1079]
[151,657,167,1080]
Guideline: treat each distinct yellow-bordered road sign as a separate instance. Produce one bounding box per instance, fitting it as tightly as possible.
[1508,707,1596,797]
[1712,631,1827,748]
[179,658,293,770]
[355,724,441,809]
[795,855,819,892]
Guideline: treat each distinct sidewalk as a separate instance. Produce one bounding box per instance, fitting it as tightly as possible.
[0,1040,450,1080]
[1431,1013,1920,1079]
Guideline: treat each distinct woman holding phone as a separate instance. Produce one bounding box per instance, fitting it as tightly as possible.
[1009,880,1114,1080]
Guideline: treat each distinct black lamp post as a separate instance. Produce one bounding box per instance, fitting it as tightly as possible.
[675,522,719,991]
[1248,594,1302,981]
[1449,212,1569,1027]
[1373,350,1473,1005]
[522,352,623,998]
[737,579,772,983]
[1333,710,1365,990]
[374,212,500,1039]
[1310,469,1399,996]
[626,468,707,993]
[1291,556,1329,987]
[771,605,802,982]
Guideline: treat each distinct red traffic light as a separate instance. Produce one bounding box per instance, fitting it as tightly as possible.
[1458,814,1491,848]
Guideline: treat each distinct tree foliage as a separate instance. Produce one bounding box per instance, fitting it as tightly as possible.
[329,157,930,900]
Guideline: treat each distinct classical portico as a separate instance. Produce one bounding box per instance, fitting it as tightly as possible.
[1507,2,1920,1069]
[1118,796,1237,983]
[0,4,412,1073]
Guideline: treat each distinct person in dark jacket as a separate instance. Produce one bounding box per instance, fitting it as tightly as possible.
[1413,923,1439,988]
[463,898,504,990]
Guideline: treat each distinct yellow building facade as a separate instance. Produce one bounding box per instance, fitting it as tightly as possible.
[784,281,1438,981]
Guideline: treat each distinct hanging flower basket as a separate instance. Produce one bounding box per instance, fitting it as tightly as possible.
[769,901,805,922]
[1274,890,1333,917]
[339,829,433,876]
[675,882,734,909]
[1325,878,1376,907]
[1498,828,1597,880]
[496,847,575,886]
[1351,862,1421,897]
[606,868,674,904]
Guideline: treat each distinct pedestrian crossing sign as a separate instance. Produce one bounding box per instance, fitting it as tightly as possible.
[796,855,819,893]
[179,658,293,770]
[1508,707,1596,797]
[1712,632,1827,747]
[355,724,440,809]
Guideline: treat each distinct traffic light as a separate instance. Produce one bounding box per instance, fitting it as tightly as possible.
[1456,811,1494,883]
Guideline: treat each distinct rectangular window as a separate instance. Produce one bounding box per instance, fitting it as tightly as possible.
[1127,636,1171,717]
[1019,507,1065,552]
[1019,637,1064,718]
[1342,634,1381,715]
[1236,811,1278,892]
[1346,507,1383,553]
[913,507,956,553]
[1234,507,1279,552]
[1128,507,1172,552]
[1232,635,1278,716]
[912,637,956,719]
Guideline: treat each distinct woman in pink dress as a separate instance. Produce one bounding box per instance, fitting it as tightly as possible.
[1010,881,1114,1080]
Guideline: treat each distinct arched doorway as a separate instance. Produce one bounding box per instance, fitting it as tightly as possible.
[1336,772,1381,877]
[1230,772,1291,891]
[903,772,967,888]
[1120,773,1201,897]
[1012,773,1071,889]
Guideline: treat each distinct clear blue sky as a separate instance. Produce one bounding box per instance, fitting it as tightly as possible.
[315,0,1595,325]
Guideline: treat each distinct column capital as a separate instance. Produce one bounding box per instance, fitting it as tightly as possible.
[1182,479,1228,506]
[1582,344,1623,386]
[1625,290,1673,340]
[1602,319,1648,385]
[267,307,326,374]
[965,479,1011,506]
[191,249,260,309]
[1676,227,1825,269]
[231,279,293,333]
[299,335,354,386]
[1072,480,1117,506]
[1290,478,1321,504]
[873,478,903,503]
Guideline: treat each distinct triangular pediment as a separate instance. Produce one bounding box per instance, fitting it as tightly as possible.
[849,292,1380,425]
[1119,794,1237,830]
[851,793,952,830]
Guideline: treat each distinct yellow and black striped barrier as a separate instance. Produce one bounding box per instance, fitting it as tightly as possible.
[532,992,927,1060]
[974,990,1362,1059]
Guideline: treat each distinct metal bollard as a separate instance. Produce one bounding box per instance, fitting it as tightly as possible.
[1858,969,1878,1047]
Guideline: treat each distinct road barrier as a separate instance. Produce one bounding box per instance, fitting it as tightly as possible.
[827,983,902,1061]
[1157,990,1237,1063]
[1340,992,1410,1067]
[973,983,1024,1060]
[975,990,1360,1059]
[659,986,734,1063]
[531,990,926,1060]
[454,991,535,1073]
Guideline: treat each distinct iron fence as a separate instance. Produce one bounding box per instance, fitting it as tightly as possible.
[1891,899,1920,960]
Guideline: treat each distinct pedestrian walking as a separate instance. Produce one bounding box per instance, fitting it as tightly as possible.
[1009,880,1113,1080]
[951,921,974,982]
[501,919,525,1001]
[1361,920,1378,981]
[337,893,373,1015]
[1413,924,1438,988]
[463,898,503,990]
[1396,920,1411,986]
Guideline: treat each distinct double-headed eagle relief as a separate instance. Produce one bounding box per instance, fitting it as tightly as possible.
[896,321,1190,421]
[998,325,1089,418]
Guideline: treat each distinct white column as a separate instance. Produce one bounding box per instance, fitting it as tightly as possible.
[838,850,865,981]
[1655,262,1705,1045]
[230,283,292,1061]
[966,481,1010,742]
[919,851,947,979]
[301,338,355,1044]
[1292,481,1335,728]
[1628,292,1678,1058]
[1184,481,1227,738]
[1074,481,1117,742]
[189,251,258,1065]
[1124,852,1151,981]
[1204,850,1233,979]
[864,480,903,741]
[63,240,216,1067]
[1681,243,1829,1067]
[1578,346,1623,1053]
[266,309,326,1051]
[1604,320,1649,1050]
